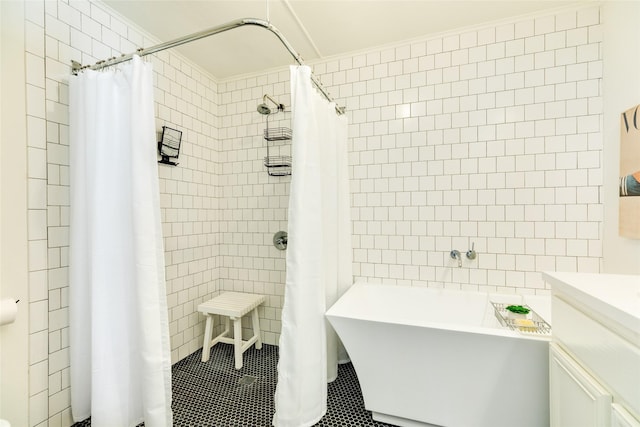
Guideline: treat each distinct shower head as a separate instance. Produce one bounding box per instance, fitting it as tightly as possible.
[257,94,284,115]
[257,103,272,115]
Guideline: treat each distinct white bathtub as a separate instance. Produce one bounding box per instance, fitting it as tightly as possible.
[325,282,551,427]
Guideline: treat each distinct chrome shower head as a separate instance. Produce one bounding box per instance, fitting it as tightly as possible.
[257,94,284,115]
[257,103,272,115]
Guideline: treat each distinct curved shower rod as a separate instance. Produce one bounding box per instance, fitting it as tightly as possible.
[70,17,345,115]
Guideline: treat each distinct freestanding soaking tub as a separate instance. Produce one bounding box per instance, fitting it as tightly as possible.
[325,282,551,427]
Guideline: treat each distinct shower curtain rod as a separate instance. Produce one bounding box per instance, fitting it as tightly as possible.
[71,17,345,115]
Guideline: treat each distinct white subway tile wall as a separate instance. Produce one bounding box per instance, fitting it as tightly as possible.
[218,4,603,346]
[23,1,602,425]
[217,70,292,348]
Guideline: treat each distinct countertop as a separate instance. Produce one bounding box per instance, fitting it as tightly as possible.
[542,271,640,341]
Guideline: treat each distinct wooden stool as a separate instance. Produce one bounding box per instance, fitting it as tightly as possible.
[198,292,266,369]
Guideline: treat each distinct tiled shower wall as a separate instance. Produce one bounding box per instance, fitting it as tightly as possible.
[24,1,219,425]
[217,71,292,346]
[218,5,603,343]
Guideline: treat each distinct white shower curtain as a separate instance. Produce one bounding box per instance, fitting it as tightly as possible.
[68,56,172,427]
[273,65,353,427]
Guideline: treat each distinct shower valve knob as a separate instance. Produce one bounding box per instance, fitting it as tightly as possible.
[273,231,288,250]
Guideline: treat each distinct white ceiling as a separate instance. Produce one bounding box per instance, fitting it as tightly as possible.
[103,0,585,80]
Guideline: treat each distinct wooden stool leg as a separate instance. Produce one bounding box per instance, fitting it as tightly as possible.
[232,316,243,369]
[224,316,230,335]
[251,308,262,350]
[201,315,213,362]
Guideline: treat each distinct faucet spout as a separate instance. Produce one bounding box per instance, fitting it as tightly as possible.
[450,250,462,268]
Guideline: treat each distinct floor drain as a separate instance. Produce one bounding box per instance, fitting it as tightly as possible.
[238,375,258,386]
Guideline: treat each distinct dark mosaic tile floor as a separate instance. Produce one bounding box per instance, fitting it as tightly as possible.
[74,343,396,426]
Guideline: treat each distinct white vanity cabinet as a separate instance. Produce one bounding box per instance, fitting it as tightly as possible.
[543,272,640,427]
[549,342,611,427]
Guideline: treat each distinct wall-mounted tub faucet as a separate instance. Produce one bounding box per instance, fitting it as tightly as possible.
[450,250,462,267]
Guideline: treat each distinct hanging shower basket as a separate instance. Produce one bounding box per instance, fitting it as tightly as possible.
[263,117,292,176]
[264,127,292,141]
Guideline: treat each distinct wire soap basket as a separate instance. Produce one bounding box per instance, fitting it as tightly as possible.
[263,120,292,176]
[491,302,552,337]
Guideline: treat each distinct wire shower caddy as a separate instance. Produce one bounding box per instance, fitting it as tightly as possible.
[263,116,292,176]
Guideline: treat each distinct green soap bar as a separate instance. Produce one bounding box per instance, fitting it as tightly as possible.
[505,305,530,314]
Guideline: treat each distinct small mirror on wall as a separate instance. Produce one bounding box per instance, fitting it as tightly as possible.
[158,126,182,166]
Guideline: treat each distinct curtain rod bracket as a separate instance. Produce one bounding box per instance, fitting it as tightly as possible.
[71,60,82,75]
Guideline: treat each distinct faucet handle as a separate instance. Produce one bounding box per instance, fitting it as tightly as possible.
[466,242,476,260]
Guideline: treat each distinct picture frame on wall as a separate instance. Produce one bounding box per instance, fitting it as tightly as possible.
[619,104,640,238]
